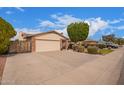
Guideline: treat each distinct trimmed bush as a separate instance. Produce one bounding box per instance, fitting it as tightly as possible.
[72,44,84,52]
[78,45,84,52]
[87,46,98,54]
[72,44,77,51]
[67,22,89,43]
[98,44,106,49]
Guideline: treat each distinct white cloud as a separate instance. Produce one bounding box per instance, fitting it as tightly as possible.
[39,20,55,28]
[116,26,124,30]
[39,14,110,37]
[87,17,108,36]
[5,11,13,14]
[39,14,83,36]
[12,28,41,40]
[15,28,41,34]
[56,28,68,37]
[39,14,81,37]
[51,14,82,28]
[39,14,124,37]
[107,25,124,31]
[51,14,58,19]
[39,14,82,29]
[110,20,121,24]
[108,18,124,24]
[15,7,24,12]
[11,14,124,41]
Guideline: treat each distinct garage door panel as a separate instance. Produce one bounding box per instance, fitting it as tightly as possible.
[36,40,60,52]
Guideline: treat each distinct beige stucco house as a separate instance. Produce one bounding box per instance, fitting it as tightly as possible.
[19,31,69,52]
[83,40,98,46]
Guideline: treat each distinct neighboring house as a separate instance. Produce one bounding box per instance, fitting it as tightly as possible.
[97,41,106,45]
[19,31,69,52]
[83,40,97,46]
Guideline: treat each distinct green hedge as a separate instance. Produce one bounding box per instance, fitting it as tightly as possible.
[67,22,89,42]
[87,46,98,54]
[72,44,84,52]
[98,44,106,49]
[78,45,84,52]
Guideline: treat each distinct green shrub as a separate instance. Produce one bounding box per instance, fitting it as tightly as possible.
[74,45,79,52]
[0,17,16,54]
[87,46,98,54]
[72,44,77,51]
[0,38,10,54]
[78,45,84,52]
[72,44,84,52]
[98,44,106,49]
[67,22,89,43]
[98,49,113,55]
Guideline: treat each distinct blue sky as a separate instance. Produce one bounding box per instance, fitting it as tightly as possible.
[0,7,124,40]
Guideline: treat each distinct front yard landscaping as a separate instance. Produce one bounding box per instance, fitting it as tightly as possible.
[85,47,113,55]
[98,49,113,55]
[70,43,114,55]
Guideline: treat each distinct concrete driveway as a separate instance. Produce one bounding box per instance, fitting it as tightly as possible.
[1,51,99,84]
[1,48,124,85]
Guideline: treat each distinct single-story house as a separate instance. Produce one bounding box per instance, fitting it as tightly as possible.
[82,40,98,46]
[19,31,69,52]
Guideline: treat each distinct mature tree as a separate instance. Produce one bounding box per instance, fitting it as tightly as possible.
[0,17,16,54]
[102,34,124,45]
[67,22,89,42]
[102,34,115,42]
[116,38,124,45]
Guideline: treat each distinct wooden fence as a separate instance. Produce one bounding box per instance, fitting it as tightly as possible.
[9,41,31,53]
